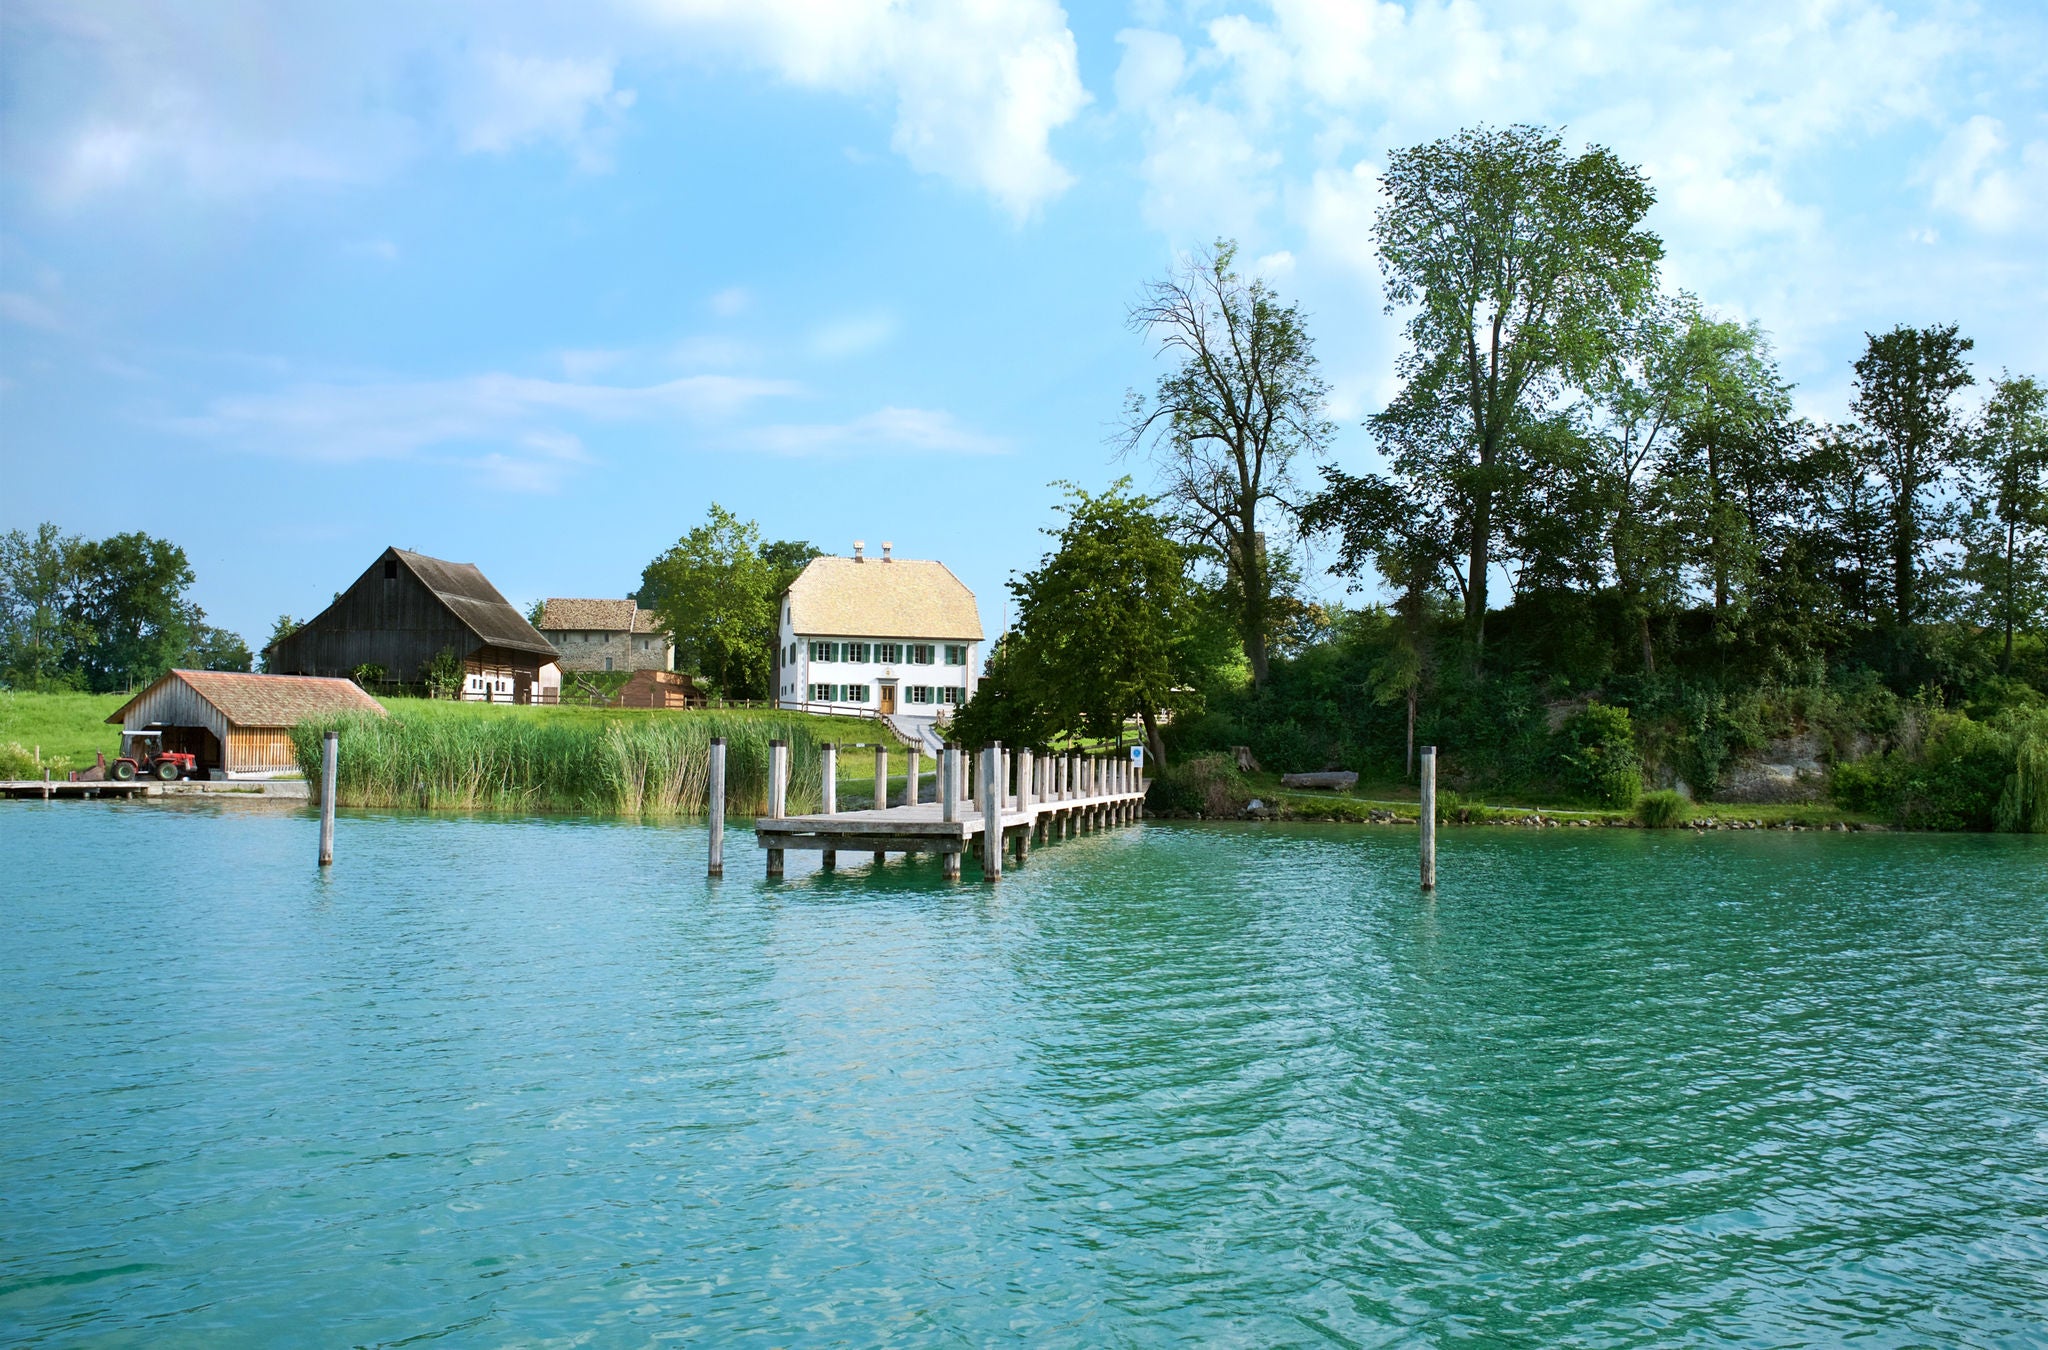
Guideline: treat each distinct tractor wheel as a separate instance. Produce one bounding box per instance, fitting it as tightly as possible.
[156,760,180,781]
[109,759,137,781]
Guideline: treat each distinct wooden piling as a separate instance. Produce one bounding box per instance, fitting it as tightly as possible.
[819,742,836,869]
[941,746,961,880]
[317,729,337,867]
[767,739,787,877]
[1420,745,1437,891]
[982,744,1003,880]
[708,737,726,876]
[907,747,921,807]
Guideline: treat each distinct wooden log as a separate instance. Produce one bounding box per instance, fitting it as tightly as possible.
[1420,745,1437,891]
[1281,771,1359,790]
[708,737,726,877]
[982,744,1003,880]
[317,729,337,867]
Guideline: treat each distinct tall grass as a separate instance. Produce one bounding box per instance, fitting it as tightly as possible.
[291,707,835,816]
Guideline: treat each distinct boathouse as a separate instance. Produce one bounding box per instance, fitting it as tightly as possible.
[266,547,560,703]
[615,669,707,709]
[775,542,982,722]
[106,670,385,777]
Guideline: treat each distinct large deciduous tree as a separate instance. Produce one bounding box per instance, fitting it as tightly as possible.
[1851,323,1975,644]
[639,505,784,698]
[65,532,202,692]
[1372,124,1663,655]
[1006,480,1197,765]
[1962,373,2048,671]
[0,523,85,689]
[1121,239,1332,688]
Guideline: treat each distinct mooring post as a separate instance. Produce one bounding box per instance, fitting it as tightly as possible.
[317,729,338,867]
[941,746,961,880]
[819,742,837,870]
[708,737,727,877]
[767,738,787,878]
[1420,745,1437,891]
[982,743,1003,880]
[907,746,921,807]
[872,743,888,862]
[1014,748,1033,864]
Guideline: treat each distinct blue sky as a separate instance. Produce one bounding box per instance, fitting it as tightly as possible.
[4,0,2045,646]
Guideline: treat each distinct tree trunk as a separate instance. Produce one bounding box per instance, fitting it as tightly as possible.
[1639,610,1656,675]
[1141,705,1167,770]
[1465,485,1492,657]
[1406,687,1416,781]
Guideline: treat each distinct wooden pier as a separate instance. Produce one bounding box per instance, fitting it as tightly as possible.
[0,779,311,801]
[754,742,1147,879]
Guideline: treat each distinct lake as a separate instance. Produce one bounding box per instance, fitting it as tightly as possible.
[2,802,2044,1347]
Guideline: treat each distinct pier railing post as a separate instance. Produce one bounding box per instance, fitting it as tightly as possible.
[317,729,338,867]
[872,743,888,862]
[818,742,837,870]
[941,746,962,880]
[1420,745,1437,891]
[982,743,1003,880]
[907,746,920,807]
[708,737,727,877]
[767,739,788,878]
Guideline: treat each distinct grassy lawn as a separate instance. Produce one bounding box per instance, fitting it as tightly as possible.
[0,690,128,774]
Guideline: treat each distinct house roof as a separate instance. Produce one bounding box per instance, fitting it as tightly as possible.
[393,549,558,658]
[538,598,665,634]
[785,556,983,641]
[108,671,386,728]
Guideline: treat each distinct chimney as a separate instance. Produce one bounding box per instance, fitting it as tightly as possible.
[853,540,865,563]
[881,541,893,563]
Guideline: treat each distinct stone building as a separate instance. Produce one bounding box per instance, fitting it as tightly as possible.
[537,599,675,674]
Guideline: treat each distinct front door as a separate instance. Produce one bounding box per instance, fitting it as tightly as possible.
[878,682,896,715]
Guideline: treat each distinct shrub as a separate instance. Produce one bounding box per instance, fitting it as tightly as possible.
[1553,702,1643,807]
[1635,789,1691,828]
[1145,752,1250,817]
[0,740,38,778]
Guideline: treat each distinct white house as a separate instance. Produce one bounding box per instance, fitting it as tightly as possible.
[775,541,982,723]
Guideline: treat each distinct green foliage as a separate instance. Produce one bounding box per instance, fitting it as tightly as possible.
[188,626,252,672]
[352,662,389,686]
[420,646,464,698]
[1999,708,2048,833]
[0,689,127,771]
[1829,708,2044,831]
[1144,752,1250,817]
[259,615,301,673]
[639,505,817,700]
[1635,790,1691,828]
[1553,702,1643,807]
[945,634,1058,752]
[0,741,40,778]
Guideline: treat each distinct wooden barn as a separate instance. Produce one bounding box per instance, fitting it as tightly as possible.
[107,671,386,777]
[267,547,560,703]
[615,669,708,709]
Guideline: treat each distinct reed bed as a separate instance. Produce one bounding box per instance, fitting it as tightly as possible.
[290,705,836,817]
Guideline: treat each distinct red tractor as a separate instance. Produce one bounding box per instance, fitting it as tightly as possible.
[105,730,200,782]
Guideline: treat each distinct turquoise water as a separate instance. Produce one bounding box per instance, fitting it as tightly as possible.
[2,802,2044,1347]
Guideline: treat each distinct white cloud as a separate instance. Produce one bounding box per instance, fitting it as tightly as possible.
[448,52,635,168]
[708,286,751,317]
[1923,115,2048,233]
[641,0,1091,218]
[751,406,1004,456]
[168,370,800,489]
[0,292,66,332]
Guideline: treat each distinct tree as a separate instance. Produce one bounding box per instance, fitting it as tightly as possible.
[1851,323,1975,643]
[188,626,253,672]
[1005,480,1197,765]
[639,505,779,698]
[1962,373,2048,671]
[1372,124,1663,654]
[1121,239,1333,688]
[0,523,85,689]
[63,532,200,692]
[259,615,301,673]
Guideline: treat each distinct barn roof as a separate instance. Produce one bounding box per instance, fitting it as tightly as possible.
[393,549,557,658]
[537,599,664,634]
[108,671,386,728]
[786,556,983,641]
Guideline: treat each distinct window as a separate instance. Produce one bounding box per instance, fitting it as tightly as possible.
[944,644,968,666]
[842,642,870,663]
[875,643,902,664]
[810,641,838,662]
[845,684,870,703]
[941,686,965,705]
[908,685,932,704]
[383,558,398,581]
[809,683,840,701]
[910,644,935,665]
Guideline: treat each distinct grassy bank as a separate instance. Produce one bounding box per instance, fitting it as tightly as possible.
[0,690,127,776]
[293,698,891,816]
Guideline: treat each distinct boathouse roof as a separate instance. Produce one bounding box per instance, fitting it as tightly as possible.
[107,671,386,729]
[785,555,982,641]
[537,599,664,634]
